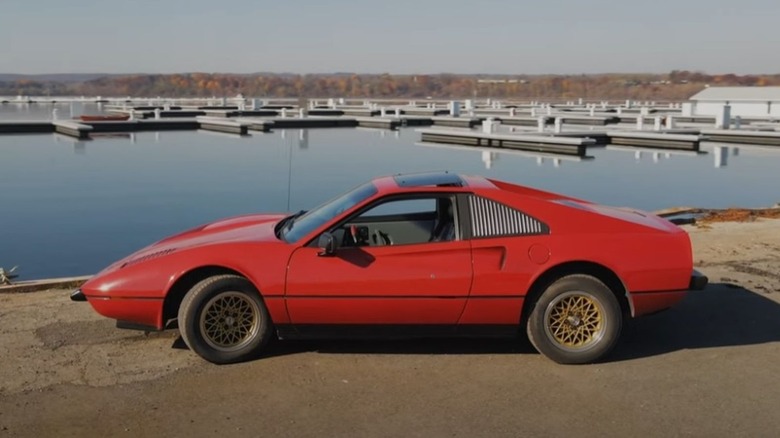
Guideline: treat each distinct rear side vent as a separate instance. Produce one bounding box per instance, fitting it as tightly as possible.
[468,196,549,238]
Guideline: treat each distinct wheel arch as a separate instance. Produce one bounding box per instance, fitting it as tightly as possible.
[162,265,260,328]
[521,261,633,323]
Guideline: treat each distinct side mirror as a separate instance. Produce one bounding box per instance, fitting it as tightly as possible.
[317,232,337,256]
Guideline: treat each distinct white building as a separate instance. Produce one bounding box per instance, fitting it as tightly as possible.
[687,86,780,118]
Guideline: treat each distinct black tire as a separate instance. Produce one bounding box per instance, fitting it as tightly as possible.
[526,274,622,364]
[178,274,272,364]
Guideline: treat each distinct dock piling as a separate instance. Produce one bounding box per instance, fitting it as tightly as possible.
[716,105,732,130]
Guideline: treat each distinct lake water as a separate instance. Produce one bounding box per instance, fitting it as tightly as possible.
[2,103,779,279]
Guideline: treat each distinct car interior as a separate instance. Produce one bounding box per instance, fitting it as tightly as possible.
[332,195,458,247]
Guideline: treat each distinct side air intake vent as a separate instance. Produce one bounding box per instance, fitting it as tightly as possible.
[468,196,549,238]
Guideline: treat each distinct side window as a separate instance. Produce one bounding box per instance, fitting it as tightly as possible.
[340,196,457,247]
[362,198,435,218]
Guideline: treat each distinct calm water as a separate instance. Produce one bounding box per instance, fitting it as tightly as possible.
[2,103,779,279]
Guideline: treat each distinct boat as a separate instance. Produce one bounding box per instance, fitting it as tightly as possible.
[78,114,130,122]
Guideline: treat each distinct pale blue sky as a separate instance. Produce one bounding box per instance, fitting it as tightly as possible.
[1,0,778,74]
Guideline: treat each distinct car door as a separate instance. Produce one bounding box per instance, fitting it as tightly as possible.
[285,194,472,328]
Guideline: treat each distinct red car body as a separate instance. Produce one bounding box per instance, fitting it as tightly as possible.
[73,172,705,362]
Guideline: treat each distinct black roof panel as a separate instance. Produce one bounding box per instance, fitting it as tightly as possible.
[393,172,465,188]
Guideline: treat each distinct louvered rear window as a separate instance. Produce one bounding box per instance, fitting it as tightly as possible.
[468,196,549,238]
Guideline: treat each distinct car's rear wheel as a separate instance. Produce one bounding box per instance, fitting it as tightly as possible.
[526,274,622,364]
[178,274,271,364]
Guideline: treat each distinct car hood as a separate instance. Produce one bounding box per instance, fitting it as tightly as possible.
[119,213,286,266]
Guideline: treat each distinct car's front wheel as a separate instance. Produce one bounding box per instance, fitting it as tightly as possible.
[526,274,622,364]
[178,274,272,364]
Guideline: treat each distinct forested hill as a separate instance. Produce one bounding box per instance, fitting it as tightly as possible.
[2,71,779,100]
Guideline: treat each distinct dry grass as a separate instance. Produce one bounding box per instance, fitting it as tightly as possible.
[697,208,780,225]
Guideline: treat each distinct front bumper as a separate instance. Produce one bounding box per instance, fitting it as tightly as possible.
[70,289,87,302]
[689,270,709,290]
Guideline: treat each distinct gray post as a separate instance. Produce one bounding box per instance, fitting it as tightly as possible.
[450,101,461,117]
[715,104,731,129]
[482,118,497,134]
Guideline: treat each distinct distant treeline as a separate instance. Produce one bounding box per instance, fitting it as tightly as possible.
[2,71,779,100]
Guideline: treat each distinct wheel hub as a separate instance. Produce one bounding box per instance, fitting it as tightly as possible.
[544,292,604,350]
[199,292,260,352]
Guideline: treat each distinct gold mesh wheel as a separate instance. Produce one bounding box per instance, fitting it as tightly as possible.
[543,291,606,352]
[199,291,261,352]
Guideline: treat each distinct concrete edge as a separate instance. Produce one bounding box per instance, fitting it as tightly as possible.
[0,276,91,294]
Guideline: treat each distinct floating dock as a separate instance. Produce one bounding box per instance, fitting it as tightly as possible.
[560,115,620,125]
[606,130,703,150]
[0,120,55,134]
[271,117,359,129]
[417,129,594,156]
[699,129,780,146]
[52,121,92,139]
[85,119,200,132]
[430,116,483,128]
[416,141,593,164]
[499,116,551,127]
[196,117,249,135]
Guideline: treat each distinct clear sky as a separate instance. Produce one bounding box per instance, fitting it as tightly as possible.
[1,0,778,74]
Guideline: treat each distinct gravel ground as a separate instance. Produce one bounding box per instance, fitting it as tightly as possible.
[1,219,779,437]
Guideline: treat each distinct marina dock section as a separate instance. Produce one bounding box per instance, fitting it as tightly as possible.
[3,97,780,157]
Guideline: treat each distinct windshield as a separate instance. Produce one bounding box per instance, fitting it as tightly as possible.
[282,182,378,243]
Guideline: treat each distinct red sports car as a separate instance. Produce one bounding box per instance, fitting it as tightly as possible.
[71,172,707,364]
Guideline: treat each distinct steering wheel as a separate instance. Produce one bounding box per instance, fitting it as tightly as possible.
[372,230,393,246]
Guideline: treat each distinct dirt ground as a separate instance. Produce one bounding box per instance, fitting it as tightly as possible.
[1,219,779,437]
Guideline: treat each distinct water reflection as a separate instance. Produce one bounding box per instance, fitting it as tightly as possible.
[2,127,780,279]
[711,146,744,168]
[715,146,728,168]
